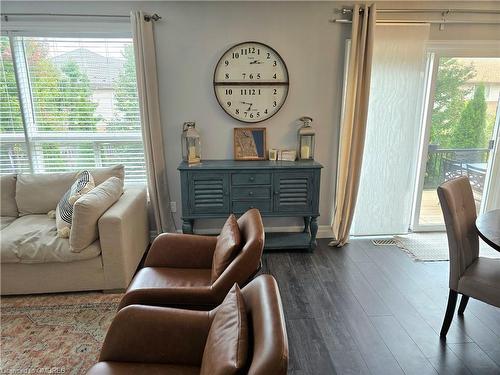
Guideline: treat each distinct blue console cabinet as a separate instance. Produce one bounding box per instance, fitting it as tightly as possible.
[178,160,323,251]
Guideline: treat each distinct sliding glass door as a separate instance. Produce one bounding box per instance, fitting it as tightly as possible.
[412,55,500,230]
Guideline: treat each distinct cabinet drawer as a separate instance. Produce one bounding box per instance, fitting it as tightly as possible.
[232,186,271,200]
[232,172,271,186]
[232,200,272,214]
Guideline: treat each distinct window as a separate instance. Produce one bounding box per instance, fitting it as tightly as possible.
[0,35,146,184]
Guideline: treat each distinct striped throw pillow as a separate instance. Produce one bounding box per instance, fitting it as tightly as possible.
[55,170,95,238]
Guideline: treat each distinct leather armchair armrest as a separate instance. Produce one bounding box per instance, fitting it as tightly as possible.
[99,305,211,366]
[145,233,217,268]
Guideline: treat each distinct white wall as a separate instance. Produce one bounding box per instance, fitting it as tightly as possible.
[2,1,499,234]
[2,1,348,232]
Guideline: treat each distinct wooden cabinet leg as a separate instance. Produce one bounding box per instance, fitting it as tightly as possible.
[303,216,311,233]
[182,219,194,234]
[309,216,318,251]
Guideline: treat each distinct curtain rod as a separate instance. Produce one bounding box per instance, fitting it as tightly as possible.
[338,8,500,15]
[332,19,500,25]
[332,7,500,25]
[1,13,162,22]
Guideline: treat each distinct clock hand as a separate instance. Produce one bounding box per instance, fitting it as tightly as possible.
[240,101,253,111]
[249,60,263,64]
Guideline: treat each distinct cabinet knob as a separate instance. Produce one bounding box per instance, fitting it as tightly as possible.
[250,205,254,209]
[249,176,255,182]
[274,191,279,195]
[248,191,254,196]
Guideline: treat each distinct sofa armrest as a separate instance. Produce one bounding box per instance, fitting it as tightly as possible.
[145,232,217,269]
[99,305,210,366]
[98,187,149,290]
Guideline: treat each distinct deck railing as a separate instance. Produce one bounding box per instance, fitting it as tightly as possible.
[424,146,489,189]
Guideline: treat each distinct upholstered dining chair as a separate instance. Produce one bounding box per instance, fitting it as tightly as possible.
[87,275,288,375]
[118,208,264,310]
[437,176,500,338]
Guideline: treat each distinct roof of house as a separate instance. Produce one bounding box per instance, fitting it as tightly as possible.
[51,48,125,89]
[456,58,500,84]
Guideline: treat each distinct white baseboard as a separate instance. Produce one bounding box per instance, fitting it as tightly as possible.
[174,225,333,239]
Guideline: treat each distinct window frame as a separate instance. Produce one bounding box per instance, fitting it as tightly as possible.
[0,30,146,184]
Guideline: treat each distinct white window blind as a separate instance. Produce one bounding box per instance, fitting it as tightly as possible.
[0,36,30,173]
[0,35,146,184]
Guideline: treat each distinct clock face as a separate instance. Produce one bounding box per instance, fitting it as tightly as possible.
[213,41,289,123]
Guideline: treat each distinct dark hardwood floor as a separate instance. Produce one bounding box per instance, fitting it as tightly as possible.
[261,238,500,375]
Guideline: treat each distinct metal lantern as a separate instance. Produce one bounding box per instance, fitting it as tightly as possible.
[297,116,315,160]
[181,122,201,164]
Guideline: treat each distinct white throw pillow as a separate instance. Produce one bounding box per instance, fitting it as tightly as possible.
[70,177,124,252]
[55,170,95,238]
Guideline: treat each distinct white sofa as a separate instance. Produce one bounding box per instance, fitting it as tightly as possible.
[0,165,149,295]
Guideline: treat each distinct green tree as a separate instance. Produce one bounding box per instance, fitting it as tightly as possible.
[59,60,100,132]
[450,84,488,148]
[0,37,24,133]
[25,39,66,132]
[113,44,140,132]
[430,58,476,148]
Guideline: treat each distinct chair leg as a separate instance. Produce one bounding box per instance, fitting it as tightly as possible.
[440,289,458,338]
[458,295,469,316]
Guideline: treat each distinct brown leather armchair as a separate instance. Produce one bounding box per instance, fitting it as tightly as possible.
[87,275,288,375]
[118,209,264,310]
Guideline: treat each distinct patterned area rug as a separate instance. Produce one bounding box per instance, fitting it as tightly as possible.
[1,292,122,374]
[394,232,500,261]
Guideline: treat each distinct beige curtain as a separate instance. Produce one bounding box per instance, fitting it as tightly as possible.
[330,4,376,247]
[131,11,173,233]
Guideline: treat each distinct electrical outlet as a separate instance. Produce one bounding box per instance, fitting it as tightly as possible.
[170,201,177,213]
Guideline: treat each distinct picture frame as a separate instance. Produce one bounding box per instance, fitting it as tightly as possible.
[234,127,267,160]
[279,149,297,161]
[269,148,278,161]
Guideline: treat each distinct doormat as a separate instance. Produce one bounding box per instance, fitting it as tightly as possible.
[394,232,499,261]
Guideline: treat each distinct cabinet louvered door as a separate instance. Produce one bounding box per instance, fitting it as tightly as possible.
[274,172,313,213]
[189,172,229,214]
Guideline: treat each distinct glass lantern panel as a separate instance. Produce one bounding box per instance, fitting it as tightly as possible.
[186,138,201,163]
[300,135,314,159]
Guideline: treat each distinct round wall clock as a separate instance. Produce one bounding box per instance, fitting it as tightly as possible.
[213,41,289,123]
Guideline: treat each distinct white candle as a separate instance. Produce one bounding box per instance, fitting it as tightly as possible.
[301,145,310,159]
[188,146,197,163]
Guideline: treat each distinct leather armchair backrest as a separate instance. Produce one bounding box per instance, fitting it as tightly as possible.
[240,275,288,375]
[212,209,264,299]
[437,176,479,290]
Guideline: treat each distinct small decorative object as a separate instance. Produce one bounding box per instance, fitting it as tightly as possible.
[213,41,289,123]
[269,148,278,161]
[181,122,201,164]
[297,116,315,160]
[234,127,266,160]
[279,149,297,162]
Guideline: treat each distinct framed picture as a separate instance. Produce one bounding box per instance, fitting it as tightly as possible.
[278,149,297,161]
[234,128,267,160]
[269,148,278,161]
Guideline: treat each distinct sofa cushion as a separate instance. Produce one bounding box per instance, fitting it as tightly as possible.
[211,215,241,282]
[91,164,125,186]
[200,284,248,375]
[0,215,101,264]
[56,171,95,238]
[1,174,19,217]
[70,177,123,252]
[15,165,125,216]
[1,217,16,230]
[16,172,76,216]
